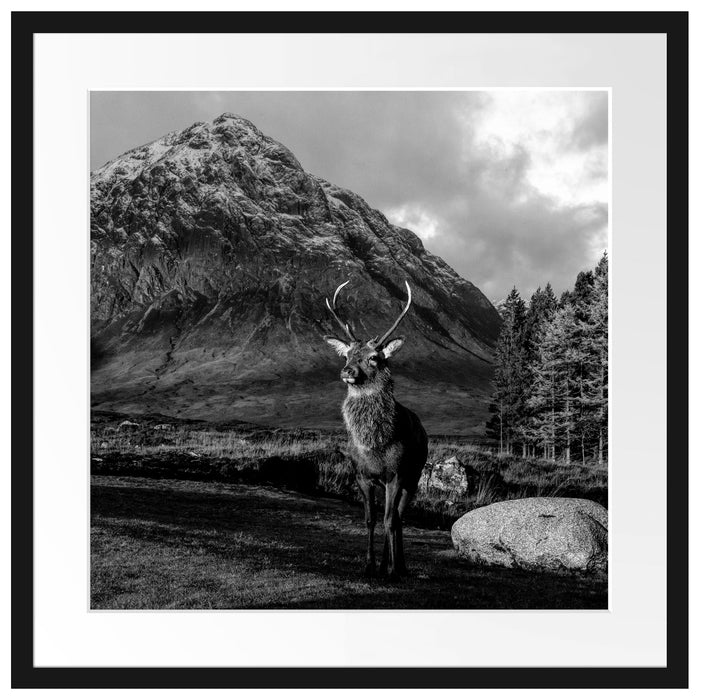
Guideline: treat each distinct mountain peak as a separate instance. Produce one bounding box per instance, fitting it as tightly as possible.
[213,111,255,125]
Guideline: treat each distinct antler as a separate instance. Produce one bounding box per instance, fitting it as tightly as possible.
[325,280,357,342]
[376,281,412,347]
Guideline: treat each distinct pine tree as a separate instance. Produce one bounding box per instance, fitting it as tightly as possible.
[579,253,608,464]
[571,270,596,316]
[485,401,504,451]
[525,283,557,346]
[517,284,557,455]
[488,288,529,454]
[528,305,579,462]
[559,305,583,464]
[527,329,558,460]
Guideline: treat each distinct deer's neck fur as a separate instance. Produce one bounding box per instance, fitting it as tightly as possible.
[342,370,397,450]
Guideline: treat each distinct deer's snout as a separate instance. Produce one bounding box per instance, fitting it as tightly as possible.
[341,365,359,384]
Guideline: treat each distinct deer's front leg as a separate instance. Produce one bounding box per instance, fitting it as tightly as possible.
[382,477,403,582]
[357,475,376,577]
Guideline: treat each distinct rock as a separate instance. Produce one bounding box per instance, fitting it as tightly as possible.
[90,113,502,432]
[451,497,608,573]
[422,456,468,495]
[117,420,140,431]
[419,455,485,499]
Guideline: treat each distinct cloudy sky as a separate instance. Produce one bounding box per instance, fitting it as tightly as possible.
[91,91,608,301]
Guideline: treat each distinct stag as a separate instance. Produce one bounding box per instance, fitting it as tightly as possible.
[324,280,428,581]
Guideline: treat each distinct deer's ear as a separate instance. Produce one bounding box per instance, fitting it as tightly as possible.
[324,336,351,357]
[381,337,405,358]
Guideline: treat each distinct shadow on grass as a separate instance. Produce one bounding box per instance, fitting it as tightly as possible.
[91,476,608,610]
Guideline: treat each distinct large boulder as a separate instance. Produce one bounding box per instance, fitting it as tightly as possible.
[451,497,608,573]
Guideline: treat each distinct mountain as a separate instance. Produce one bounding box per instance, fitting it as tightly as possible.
[90,113,502,433]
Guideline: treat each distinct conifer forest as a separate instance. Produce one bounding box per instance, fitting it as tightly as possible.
[486,253,608,465]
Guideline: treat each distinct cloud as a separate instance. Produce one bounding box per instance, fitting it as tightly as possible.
[568,91,609,151]
[385,204,441,240]
[91,90,608,301]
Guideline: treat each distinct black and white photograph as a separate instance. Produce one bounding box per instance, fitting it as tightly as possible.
[89,89,610,610]
[13,7,690,688]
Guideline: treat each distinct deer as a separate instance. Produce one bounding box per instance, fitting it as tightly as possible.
[324,280,428,581]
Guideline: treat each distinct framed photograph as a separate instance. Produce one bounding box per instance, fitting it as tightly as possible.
[12,9,688,689]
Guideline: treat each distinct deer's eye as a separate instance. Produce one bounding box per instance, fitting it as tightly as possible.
[368,356,379,365]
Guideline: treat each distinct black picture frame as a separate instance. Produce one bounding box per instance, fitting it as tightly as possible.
[11,10,689,689]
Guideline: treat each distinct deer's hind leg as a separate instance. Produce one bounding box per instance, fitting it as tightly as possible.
[357,475,377,577]
[395,487,414,576]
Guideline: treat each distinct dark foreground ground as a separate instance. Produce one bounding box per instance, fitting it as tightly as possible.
[91,475,608,609]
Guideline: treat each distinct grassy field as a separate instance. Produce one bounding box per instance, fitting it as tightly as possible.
[91,411,607,527]
[92,475,607,609]
[90,411,608,609]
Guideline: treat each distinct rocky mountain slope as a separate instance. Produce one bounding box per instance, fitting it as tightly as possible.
[91,113,502,433]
